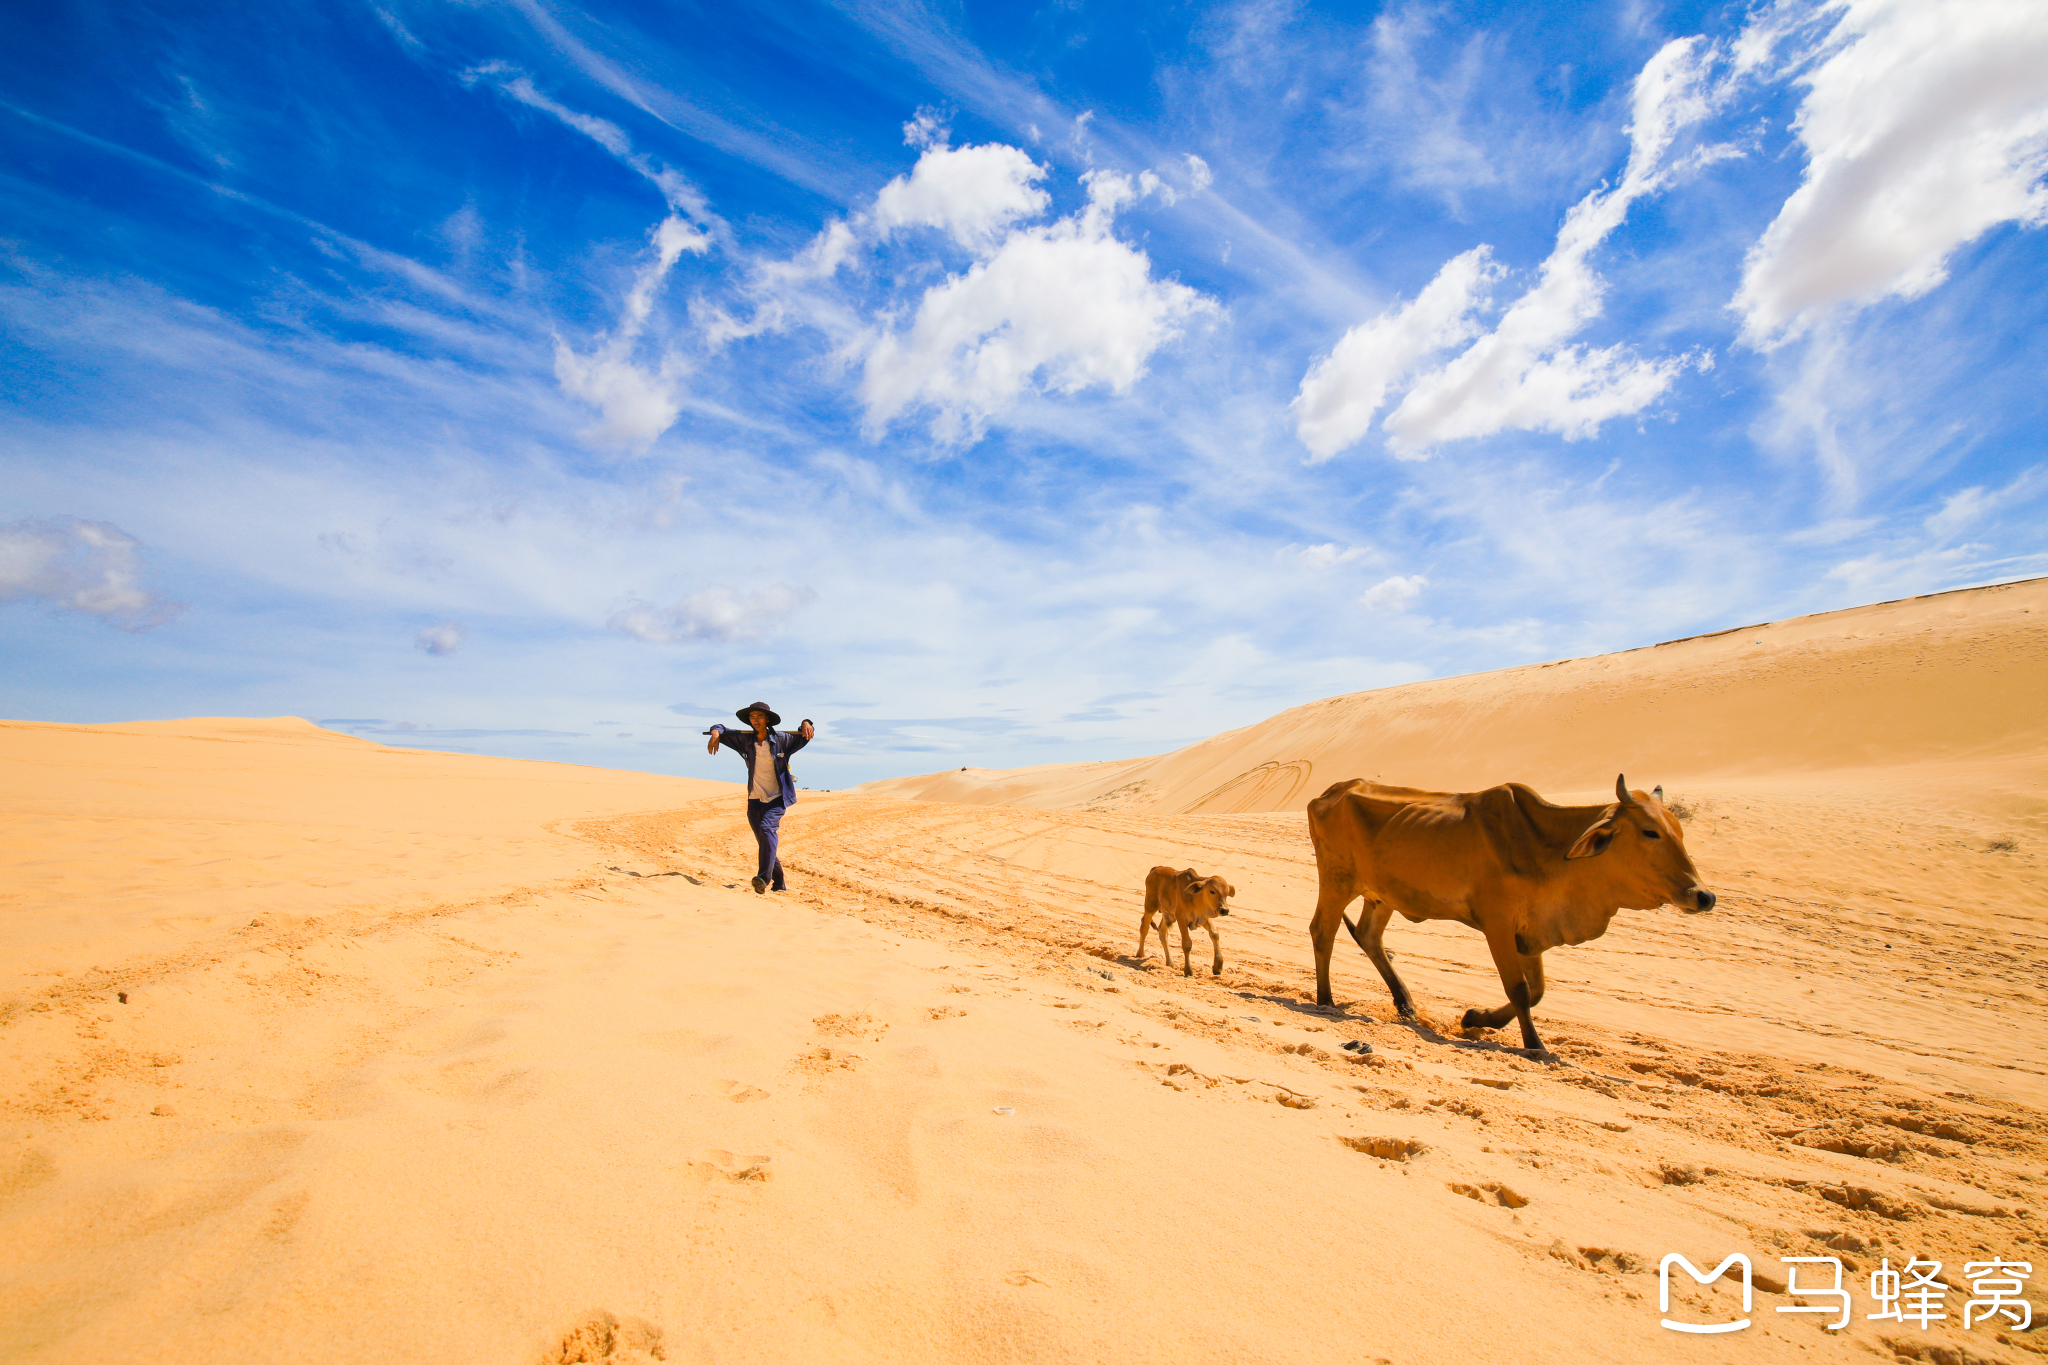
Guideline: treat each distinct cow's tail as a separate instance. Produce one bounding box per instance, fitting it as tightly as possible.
[1341,912,1370,952]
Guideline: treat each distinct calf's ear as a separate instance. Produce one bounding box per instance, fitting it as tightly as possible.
[1651,784,1664,802]
[1565,819,1617,860]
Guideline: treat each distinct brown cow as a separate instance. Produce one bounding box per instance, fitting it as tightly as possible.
[1306,774,1713,1054]
[1139,866,1237,977]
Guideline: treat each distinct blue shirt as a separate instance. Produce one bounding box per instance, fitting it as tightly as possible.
[707,725,810,805]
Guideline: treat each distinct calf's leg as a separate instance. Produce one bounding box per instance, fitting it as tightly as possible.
[1206,919,1222,976]
[1178,919,1194,978]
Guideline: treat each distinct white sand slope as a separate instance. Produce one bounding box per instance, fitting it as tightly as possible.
[3,583,2045,1364]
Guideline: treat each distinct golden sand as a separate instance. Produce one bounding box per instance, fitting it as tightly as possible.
[3,579,2043,1363]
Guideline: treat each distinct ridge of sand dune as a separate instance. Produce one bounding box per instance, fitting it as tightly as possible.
[854,575,2048,814]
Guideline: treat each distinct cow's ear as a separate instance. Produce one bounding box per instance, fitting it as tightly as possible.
[1566,819,1617,860]
[1226,882,1237,899]
[1651,784,1664,802]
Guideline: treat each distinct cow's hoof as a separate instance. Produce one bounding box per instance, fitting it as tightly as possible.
[1460,1009,1489,1030]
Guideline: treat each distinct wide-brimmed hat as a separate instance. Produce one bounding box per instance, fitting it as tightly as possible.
[735,701,782,726]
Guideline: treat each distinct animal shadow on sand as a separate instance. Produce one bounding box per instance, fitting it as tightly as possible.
[1234,991,1579,1067]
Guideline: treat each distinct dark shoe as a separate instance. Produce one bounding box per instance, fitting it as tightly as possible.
[751,877,767,894]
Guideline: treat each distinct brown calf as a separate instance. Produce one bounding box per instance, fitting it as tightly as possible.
[1139,866,1237,977]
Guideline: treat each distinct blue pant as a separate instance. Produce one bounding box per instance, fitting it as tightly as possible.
[746,797,786,889]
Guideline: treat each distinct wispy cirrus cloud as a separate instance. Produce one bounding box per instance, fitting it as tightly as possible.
[464,60,718,221]
[466,65,717,450]
[552,213,711,449]
[607,583,816,644]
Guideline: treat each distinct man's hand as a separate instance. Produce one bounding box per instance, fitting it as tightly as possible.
[706,726,722,756]
[799,719,814,740]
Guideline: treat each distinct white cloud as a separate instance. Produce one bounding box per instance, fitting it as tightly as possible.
[462,67,723,451]
[1294,246,1501,461]
[553,213,711,450]
[0,517,181,630]
[1734,0,2048,345]
[1358,573,1428,612]
[415,621,465,655]
[1925,467,2045,538]
[1824,543,1986,594]
[1294,542,1370,568]
[607,583,816,643]
[1298,37,1724,461]
[872,140,1051,248]
[902,106,951,150]
[860,170,1215,443]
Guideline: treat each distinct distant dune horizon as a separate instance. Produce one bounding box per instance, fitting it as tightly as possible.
[850,574,2048,813]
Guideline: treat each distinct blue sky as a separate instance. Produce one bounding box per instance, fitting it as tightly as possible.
[3,0,2045,788]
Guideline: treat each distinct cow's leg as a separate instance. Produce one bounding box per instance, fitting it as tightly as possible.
[1206,920,1223,977]
[1466,927,1546,1054]
[1178,918,1194,978]
[1352,899,1416,1019]
[1309,874,1361,1009]
[1137,907,1154,961]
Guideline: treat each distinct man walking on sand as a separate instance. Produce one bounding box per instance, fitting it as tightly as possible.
[705,702,813,893]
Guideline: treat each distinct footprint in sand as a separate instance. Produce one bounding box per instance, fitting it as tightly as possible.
[1341,1135,1428,1161]
[812,1012,888,1040]
[1448,1180,1529,1208]
[686,1148,774,1183]
[716,1080,770,1103]
[540,1310,666,1364]
[790,1046,861,1077]
[926,1005,967,1021]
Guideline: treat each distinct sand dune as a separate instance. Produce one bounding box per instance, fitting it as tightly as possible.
[4,584,2045,1363]
[855,576,2048,814]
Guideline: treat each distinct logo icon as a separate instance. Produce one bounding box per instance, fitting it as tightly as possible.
[1661,1253,1752,1333]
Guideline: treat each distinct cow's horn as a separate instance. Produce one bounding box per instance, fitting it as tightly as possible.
[1615,773,1640,807]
